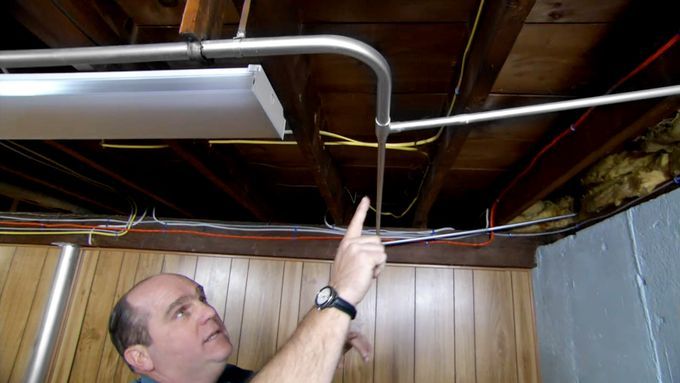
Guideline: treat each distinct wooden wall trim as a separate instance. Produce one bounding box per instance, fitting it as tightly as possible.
[0,222,540,268]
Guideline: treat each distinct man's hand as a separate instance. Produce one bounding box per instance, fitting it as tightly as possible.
[330,196,387,306]
[344,331,372,362]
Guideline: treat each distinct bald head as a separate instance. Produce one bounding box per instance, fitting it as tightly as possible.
[108,273,232,379]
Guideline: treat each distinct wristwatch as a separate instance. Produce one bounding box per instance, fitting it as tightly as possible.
[314,285,356,319]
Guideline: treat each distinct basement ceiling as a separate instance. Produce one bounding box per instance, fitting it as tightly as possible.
[0,0,678,229]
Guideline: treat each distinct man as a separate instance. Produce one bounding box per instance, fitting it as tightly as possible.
[109,197,386,383]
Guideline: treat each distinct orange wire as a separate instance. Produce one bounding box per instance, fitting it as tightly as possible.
[0,220,495,247]
[489,32,679,246]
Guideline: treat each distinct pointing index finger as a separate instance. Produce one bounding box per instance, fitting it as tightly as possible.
[345,196,370,239]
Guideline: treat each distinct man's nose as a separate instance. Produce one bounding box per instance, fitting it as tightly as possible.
[196,301,217,324]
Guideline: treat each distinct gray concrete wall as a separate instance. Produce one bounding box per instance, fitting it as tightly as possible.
[534,187,680,383]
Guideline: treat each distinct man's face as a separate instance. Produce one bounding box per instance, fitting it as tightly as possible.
[127,274,232,376]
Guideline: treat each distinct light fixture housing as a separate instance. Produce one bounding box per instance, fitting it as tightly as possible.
[0,65,286,139]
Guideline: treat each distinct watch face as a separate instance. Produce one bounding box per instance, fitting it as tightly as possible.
[316,287,332,306]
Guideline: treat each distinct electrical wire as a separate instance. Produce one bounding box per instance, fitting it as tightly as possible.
[0,141,116,192]
[487,32,680,247]
[496,177,679,237]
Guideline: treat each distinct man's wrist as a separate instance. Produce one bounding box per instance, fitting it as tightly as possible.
[315,285,357,319]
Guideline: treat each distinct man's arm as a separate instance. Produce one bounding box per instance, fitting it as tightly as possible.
[250,197,386,383]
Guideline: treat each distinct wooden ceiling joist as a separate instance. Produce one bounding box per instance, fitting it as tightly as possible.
[495,97,680,223]
[179,0,226,41]
[168,142,274,222]
[45,141,194,218]
[412,0,536,227]
[0,163,125,214]
[240,0,351,224]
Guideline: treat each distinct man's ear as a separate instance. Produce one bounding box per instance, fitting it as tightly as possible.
[124,345,154,373]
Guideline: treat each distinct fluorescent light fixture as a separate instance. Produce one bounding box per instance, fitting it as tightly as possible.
[0,65,286,139]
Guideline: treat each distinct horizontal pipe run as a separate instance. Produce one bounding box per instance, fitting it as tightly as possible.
[201,36,392,126]
[383,213,576,246]
[390,85,680,133]
[0,35,393,227]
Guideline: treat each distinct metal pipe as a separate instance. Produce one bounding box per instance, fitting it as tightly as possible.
[235,0,253,39]
[25,243,81,383]
[383,213,576,246]
[0,35,393,228]
[201,36,392,126]
[390,85,680,133]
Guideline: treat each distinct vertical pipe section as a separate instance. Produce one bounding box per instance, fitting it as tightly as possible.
[24,243,81,383]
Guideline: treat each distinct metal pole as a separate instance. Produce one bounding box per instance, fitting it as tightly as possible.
[24,243,81,383]
[383,213,576,246]
[0,35,393,229]
[390,85,680,133]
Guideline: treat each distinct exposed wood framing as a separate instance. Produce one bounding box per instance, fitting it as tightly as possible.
[496,97,680,223]
[0,163,125,214]
[180,0,226,41]
[0,182,91,214]
[167,142,274,221]
[236,0,351,224]
[45,141,194,217]
[412,0,536,227]
[0,220,540,268]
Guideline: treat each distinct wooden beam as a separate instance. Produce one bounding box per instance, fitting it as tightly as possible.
[180,0,226,41]
[167,142,274,222]
[0,219,540,268]
[236,0,351,224]
[496,97,680,223]
[412,0,536,227]
[0,163,125,214]
[0,181,92,214]
[45,141,194,218]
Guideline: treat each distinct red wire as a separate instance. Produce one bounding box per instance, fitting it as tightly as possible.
[488,32,680,246]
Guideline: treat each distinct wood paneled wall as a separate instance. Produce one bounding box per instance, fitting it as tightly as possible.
[0,245,540,383]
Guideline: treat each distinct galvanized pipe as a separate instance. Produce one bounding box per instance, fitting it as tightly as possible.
[0,35,393,229]
[390,85,680,134]
[24,243,81,383]
[383,213,576,246]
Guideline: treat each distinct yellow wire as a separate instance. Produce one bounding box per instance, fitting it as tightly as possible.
[209,140,298,145]
[101,142,169,149]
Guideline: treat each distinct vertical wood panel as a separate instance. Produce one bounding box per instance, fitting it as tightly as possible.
[0,246,15,298]
[0,247,48,381]
[48,249,99,383]
[0,246,539,383]
[375,266,415,383]
[474,270,518,383]
[162,253,198,278]
[225,258,249,365]
[511,271,540,383]
[195,256,232,323]
[8,248,58,383]
[96,252,141,382]
[455,269,476,383]
[415,268,455,382]
[277,261,303,349]
[298,262,331,320]
[69,251,124,381]
[236,260,284,371]
[344,281,376,383]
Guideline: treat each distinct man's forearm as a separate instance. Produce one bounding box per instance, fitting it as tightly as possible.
[250,308,351,383]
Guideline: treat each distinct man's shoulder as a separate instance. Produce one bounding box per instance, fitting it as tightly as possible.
[217,364,254,383]
[134,364,253,383]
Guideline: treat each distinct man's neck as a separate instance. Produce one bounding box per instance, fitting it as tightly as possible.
[143,362,226,383]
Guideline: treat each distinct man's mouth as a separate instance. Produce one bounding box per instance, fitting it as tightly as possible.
[203,329,222,343]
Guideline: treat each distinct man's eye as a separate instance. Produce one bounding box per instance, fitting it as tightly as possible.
[176,306,189,319]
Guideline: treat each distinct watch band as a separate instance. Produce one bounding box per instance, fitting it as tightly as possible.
[315,285,357,320]
[331,295,357,320]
